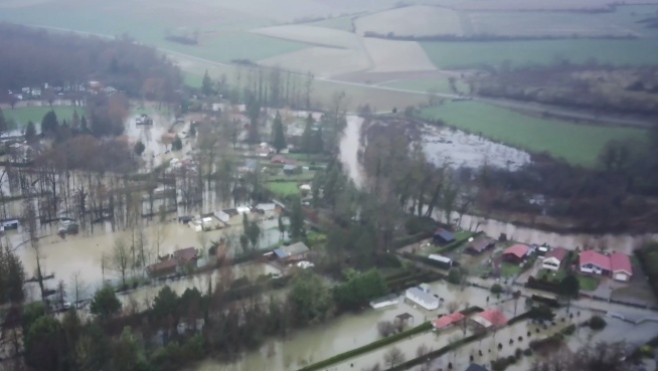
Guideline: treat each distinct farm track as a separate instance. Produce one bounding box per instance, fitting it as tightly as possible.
[29,24,655,129]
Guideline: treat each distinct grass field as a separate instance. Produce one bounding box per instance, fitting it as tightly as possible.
[501,262,523,278]
[355,5,463,37]
[265,182,300,196]
[577,275,600,291]
[3,106,81,127]
[381,78,469,94]
[419,101,649,167]
[421,39,658,69]
[304,16,355,32]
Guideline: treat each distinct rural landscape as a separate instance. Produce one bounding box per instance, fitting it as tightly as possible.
[1,0,658,371]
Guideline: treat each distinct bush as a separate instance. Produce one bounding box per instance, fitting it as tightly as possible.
[640,345,655,358]
[447,268,462,284]
[491,283,503,294]
[563,324,576,335]
[588,315,607,330]
[523,348,533,356]
[515,348,523,358]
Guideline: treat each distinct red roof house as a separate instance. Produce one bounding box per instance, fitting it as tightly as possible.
[610,252,632,281]
[173,247,198,263]
[502,244,530,264]
[579,250,611,274]
[432,312,466,330]
[471,309,508,329]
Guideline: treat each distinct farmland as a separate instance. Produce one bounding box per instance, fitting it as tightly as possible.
[303,16,355,32]
[419,101,649,167]
[380,78,469,94]
[421,38,658,69]
[2,106,81,127]
[354,5,463,37]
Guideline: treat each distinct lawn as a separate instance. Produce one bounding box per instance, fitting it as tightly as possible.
[536,268,566,282]
[183,73,203,88]
[265,182,300,196]
[577,275,600,291]
[420,39,658,69]
[501,262,523,278]
[419,101,649,167]
[2,106,82,127]
[381,78,469,95]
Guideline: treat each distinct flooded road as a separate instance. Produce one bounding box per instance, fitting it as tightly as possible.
[340,116,366,188]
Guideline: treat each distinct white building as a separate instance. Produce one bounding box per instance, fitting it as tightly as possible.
[405,287,439,310]
[428,254,452,266]
[370,294,399,309]
[214,210,230,223]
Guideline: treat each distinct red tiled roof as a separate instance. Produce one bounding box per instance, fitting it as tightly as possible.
[503,244,530,259]
[610,252,632,275]
[546,247,568,261]
[174,247,197,262]
[147,259,177,273]
[476,309,508,327]
[579,250,611,271]
[433,312,466,329]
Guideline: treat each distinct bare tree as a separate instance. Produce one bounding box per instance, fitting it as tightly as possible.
[383,346,406,368]
[70,271,87,307]
[110,238,131,288]
[447,301,459,313]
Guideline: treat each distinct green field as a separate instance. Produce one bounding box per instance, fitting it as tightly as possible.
[419,101,649,167]
[577,275,600,291]
[265,182,300,196]
[305,16,355,32]
[2,106,81,127]
[421,39,658,69]
[381,78,469,94]
[501,262,522,278]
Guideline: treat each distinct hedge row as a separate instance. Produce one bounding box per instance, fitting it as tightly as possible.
[297,322,433,371]
[392,231,434,249]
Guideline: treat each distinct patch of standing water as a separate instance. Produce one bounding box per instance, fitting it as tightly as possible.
[420,124,531,171]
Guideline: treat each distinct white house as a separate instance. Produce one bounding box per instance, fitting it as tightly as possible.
[428,254,452,267]
[370,294,399,309]
[214,210,230,223]
[405,287,439,310]
[542,247,568,271]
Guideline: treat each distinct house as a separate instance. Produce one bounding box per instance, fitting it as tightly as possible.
[395,313,414,326]
[146,247,198,277]
[214,210,230,223]
[370,294,399,309]
[471,309,508,329]
[432,312,466,330]
[542,247,568,271]
[464,238,496,255]
[428,254,452,268]
[433,228,455,245]
[283,164,301,175]
[405,286,439,310]
[610,252,633,282]
[502,244,530,264]
[273,242,310,263]
[465,364,490,371]
[579,250,611,276]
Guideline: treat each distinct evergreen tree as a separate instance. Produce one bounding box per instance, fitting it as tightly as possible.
[0,245,25,304]
[288,196,305,240]
[41,110,59,136]
[25,120,37,142]
[172,135,183,151]
[301,113,314,153]
[80,115,89,133]
[134,141,145,156]
[90,286,121,320]
[271,111,286,153]
[201,70,213,96]
[0,107,7,135]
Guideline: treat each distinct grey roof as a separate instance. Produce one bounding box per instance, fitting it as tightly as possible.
[277,242,309,257]
[406,287,438,305]
[434,228,455,241]
[283,164,298,170]
[370,294,398,305]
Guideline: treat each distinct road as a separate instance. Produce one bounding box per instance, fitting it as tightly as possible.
[27,24,655,129]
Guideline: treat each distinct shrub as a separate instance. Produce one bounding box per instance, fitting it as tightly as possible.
[640,345,655,358]
[563,324,576,335]
[588,315,607,330]
[447,268,462,284]
[523,348,533,356]
[491,283,503,294]
[515,348,523,358]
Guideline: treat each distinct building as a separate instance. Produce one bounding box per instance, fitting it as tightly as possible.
[610,252,633,282]
[502,244,530,264]
[464,238,496,255]
[471,309,508,329]
[579,250,611,276]
[432,312,466,330]
[147,247,198,277]
[370,294,399,309]
[283,164,301,175]
[433,228,455,245]
[405,286,439,310]
[214,210,230,223]
[464,365,490,371]
[428,254,452,267]
[271,155,289,164]
[542,247,568,271]
[273,241,310,263]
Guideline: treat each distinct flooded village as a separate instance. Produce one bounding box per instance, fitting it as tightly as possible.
[1,23,658,371]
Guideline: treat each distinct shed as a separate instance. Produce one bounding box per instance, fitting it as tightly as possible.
[471,309,508,329]
[465,238,496,255]
[433,228,455,245]
[502,244,530,264]
[273,241,310,263]
[395,313,414,325]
